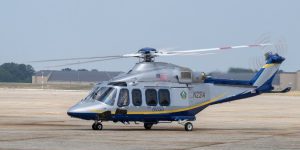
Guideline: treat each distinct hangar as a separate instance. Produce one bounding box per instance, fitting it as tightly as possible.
[279,71,300,91]
[32,70,122,85]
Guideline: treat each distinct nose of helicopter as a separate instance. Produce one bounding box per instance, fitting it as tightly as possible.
[67,102,100,120]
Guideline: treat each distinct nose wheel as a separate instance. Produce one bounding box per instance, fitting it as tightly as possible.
[92,122,103,130]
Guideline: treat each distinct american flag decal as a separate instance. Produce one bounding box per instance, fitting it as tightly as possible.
[156,73,168,81]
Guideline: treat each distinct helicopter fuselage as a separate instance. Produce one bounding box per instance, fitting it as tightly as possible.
[67,52,285,131]
[67,62,260,123]
[68,81,258,123]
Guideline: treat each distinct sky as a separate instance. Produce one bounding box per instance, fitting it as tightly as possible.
[0,0,299,72]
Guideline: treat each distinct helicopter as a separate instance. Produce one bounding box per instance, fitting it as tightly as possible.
[33,43,290,131]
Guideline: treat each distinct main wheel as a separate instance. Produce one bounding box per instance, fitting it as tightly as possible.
[92,123,97,130]
[92,123,103,130]
[144,123,153,130]
[184,122,193,131]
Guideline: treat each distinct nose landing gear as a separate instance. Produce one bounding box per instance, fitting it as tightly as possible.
[92,121,103,130]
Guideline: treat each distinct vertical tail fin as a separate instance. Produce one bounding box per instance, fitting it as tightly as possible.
[250,52,285,92]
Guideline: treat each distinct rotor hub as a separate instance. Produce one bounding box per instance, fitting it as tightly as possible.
[138,47,157,62]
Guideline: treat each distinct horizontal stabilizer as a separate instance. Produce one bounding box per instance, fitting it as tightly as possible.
[266,87,291,93]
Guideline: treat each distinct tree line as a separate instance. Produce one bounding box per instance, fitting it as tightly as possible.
[0,63,104,83]
[61,68,99,72]
[0,63,35,83]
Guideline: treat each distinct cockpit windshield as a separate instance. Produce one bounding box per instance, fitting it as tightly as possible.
[82,86,100,102]
[92,87,117,106]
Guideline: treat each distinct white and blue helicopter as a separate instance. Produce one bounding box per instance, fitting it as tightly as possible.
[34,43,289,131]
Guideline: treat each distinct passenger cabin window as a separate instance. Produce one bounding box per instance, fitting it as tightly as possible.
[132,89,142,106]
[146,89,157,106]
[159,89,170,106]
[117,89,130,107]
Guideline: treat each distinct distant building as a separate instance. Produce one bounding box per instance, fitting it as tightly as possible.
[279,71,300,91]
[32,70,122,85]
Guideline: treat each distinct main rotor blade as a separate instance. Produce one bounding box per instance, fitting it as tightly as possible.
[157,52,217,56]
[122,53,142,57]
[157,43,272,56]
[46,57,126,68]
[30,55,124,63]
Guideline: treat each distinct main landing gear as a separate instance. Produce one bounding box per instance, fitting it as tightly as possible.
[92,121,103,130]
[178,120,193,131]
[144,123,153,130]
[184,122,193,131]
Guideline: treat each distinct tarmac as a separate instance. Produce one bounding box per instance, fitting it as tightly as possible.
[0,88,299,150]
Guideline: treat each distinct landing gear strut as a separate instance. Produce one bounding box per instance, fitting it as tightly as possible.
[92,121,103,130]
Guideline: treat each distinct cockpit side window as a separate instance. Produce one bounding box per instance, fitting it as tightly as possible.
[132,89,142,106]
[104,89,117,106]
[158,89,170,106]
[146,89,157,106]
[117,89,130,107]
